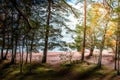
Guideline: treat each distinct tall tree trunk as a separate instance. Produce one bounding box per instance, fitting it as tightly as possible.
[81,0,87,61]
[117,0,120,74]
[13,36,18,64]
[25,47,29,64]
[21,40,24,69]
[115,39,118,70]
[1,28,5,60]
[97,23,108,68]
[11,31,14,64]
[19,42,22,73]
[117,34,120,74]
[117,32,120,73]
[25,38,29,64]
[42,0,51,63]
[29,33,34,73]
[20,38,25,74]
[1,10,7,60]
[10,9,15,64]
[13,15,20,63]
[3,31,10,59]
[117,44,120,74]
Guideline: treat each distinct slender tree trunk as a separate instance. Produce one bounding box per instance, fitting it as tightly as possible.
[1,28,5,60]
[13,36,18,64]
[42,0,51,63]
[117,36,120,74]
[1,11,7,60]
[81,0,87,61]
[19,43,22,73]
[117,43,120,73]
[3,31,10,59]
[117,45,120,74]
[11,31,14,64]
[117,0,120,74]
[97,47,103,68]
[19,38,25,74]
[117,30,120,74]
[11,10,15,64]
[13,15,20,63]
[22,40,24,68]
[115,39,118,70]
[25,38,29,64]
[97,23,108,68]
[25,48,29,64]
[29,33,34,73]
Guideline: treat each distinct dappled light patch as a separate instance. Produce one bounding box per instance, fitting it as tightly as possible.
[10,70,20,75]
[0,60,120,80]
[36,67,54,72]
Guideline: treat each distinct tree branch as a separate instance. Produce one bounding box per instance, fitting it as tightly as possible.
[10,0,32,30]
[62,0,79,18]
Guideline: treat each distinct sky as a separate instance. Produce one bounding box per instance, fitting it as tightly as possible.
[53,0,103,52]
[69,0,102,3]
[69,0,76,4]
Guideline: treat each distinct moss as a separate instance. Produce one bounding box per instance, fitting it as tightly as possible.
[0,60,118,80]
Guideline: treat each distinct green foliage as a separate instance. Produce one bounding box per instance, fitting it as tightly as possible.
[69,24,84,51]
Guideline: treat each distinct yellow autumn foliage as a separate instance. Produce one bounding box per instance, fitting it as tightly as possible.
[106,21,117,36]
[111,40,116,46]
[106,31,114,36]
[89,2,110,28]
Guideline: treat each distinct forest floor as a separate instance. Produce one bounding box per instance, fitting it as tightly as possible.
[0,60,120,80]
